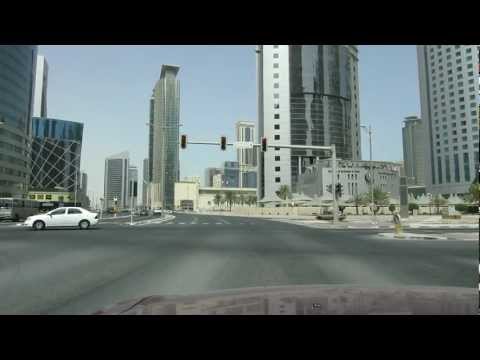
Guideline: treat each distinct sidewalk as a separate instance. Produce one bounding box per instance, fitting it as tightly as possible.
[200,211,478,229]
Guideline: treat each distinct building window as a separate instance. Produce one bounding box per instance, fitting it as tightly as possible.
[273,63,279,68]
[463,153,470,181]
[273,45,279,49]
[274,103,279,109]
[29,195,35,200]
[454,153,460,182]
[437,157,443,184]
[275,177,281,183]
[462,144,468,149]
[45,195,52,200]
[274,124,280,130]
[469,94,475,100]
[461,128,467,134]
[275,166,280,172]
[466,47,471,53]
[275,156,280,161]
[456,66,462,71]
[273,73,279,79]
[274,135,280,140]
[273,53,279,59]
[275,147,280,151]
[37,195,44,200]
[274,83,279,89]
[273,93,279,99]
[462,136,468,141]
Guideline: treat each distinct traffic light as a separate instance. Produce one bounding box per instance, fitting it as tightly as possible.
[220,136,227,151]
[261,137,267,152]
[181,135,187,149]
[335,183,343,198]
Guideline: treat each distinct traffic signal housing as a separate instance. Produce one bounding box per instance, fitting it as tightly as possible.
[261,137,267,152]
[220,136,227,151]
[335,183,343,198]
[181,135,187,149]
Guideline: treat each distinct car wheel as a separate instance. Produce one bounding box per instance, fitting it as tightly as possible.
[33,220,45,231]
[79,220,90,230]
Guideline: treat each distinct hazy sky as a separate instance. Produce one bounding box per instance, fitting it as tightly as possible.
[39,45,420,200]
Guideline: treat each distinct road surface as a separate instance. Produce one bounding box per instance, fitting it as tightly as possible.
[0,213,477,314]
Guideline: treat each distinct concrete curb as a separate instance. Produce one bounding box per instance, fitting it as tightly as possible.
[378,232,448,240]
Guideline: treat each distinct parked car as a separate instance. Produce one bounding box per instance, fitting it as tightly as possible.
[139,210,149,216]
[24,207,99,230]
[152,209,162,216]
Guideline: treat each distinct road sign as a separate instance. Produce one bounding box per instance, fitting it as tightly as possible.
[234,141,254,149]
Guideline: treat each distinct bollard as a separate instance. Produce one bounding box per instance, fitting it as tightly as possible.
[393,212,402,236]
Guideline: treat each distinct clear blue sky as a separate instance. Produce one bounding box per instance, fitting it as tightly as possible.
[39,45,420,199]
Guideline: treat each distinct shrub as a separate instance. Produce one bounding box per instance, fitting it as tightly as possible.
[454,204,468,213]
[409,203,419,211]
[388,204,396,213]
[455,204,478,214]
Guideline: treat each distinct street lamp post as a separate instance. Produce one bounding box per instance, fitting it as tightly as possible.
[361,124,375,223]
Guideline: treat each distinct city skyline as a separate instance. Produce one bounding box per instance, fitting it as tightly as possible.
[37,45,421,197]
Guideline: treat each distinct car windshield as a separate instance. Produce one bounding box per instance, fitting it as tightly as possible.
[0,44,478,315]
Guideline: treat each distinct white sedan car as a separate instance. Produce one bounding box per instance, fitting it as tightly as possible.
[24,207,99,230]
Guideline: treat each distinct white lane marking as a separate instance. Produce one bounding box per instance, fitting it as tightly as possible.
[179,222,186,225]
[216,222,222,225]
[202,223,209,225]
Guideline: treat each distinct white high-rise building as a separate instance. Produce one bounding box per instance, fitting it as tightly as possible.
[417,45,479,196]
[256,45,361,201]
[402,116,426,186]
[236,121,257,188]
[33,55,48,118]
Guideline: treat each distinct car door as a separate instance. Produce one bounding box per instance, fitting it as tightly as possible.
[65,208,83,226]
[47,208,67,226]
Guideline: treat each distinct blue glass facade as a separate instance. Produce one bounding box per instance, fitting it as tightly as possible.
[0,45,37,197]
[30,117,83,192]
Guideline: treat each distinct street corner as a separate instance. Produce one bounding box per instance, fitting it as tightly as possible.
[377,232,448,241]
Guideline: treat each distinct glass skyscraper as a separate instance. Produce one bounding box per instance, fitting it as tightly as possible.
[149,65,180,210]
[257,45,360,200]
[30,117,83,192]
[0,45,37,197]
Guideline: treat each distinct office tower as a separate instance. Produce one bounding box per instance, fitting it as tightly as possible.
[222,161,239,188]
[149,65,180,210]
[104,152,129,210]
[257,45,360,200]
[402,116,426,185]
[128,166,138,208]
[0,45,38,197]
[236,121,257,188]
[30,117,83,193]
[417,45,479,196]
[142,158,149,207]
[204,167,222,187]
[80,172,88,194]
[33,55,48,118]
[183,176,201,184]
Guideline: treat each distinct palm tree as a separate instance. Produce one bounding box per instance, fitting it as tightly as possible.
[213,193,222,209]
[224,192,235,211]
[248,195,257,207]
[351,193,367,215]
[238,193,246,207]
[276,185,290,201]
[432,194,447,214]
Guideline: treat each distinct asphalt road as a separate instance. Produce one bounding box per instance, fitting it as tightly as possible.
[0,213,477,314]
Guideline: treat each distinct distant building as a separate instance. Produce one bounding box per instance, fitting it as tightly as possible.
[242,171,257,188]
[236,121,257,188]
[417,45,479,196]
[212,174,223,188]
[128,166,138,208]
[183,176,200,185]
[174,181,200,211]
[33,55,48,118]
[104,152,129,210]
[222,161,239,188]
[402,116,425,186]
[298,159,401,202]
[149,65,181,210]
[204,167,222,187]
[0,45,38,197]
[142,158,149,208]
[30,117,83,194]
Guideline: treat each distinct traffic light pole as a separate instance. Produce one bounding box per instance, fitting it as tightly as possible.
[183,138,339,224]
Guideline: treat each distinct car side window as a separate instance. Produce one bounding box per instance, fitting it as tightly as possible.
[50,208,66,215]
[67,208,82,215]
